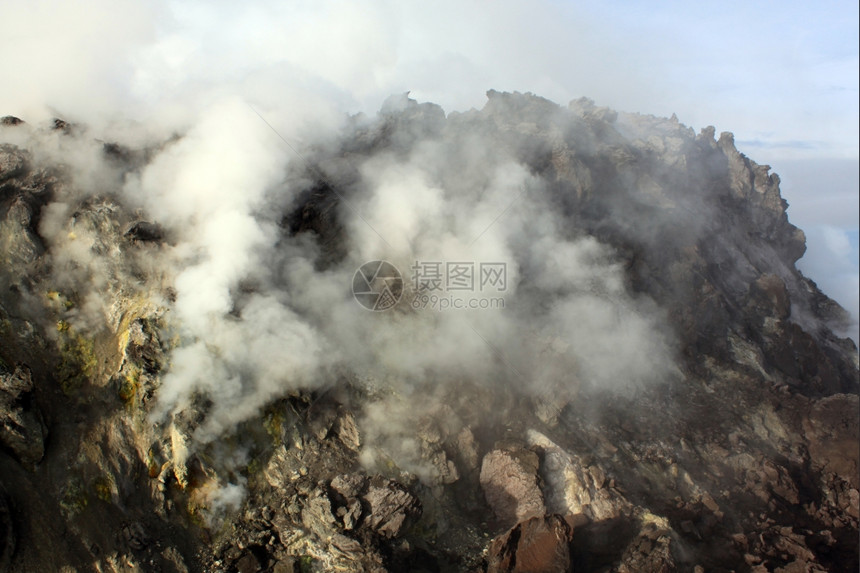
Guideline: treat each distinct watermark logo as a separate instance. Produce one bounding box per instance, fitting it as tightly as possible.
[410,293,506,311]
[352,260,403,311]
[353,260,507,311]
[411,261,507,292]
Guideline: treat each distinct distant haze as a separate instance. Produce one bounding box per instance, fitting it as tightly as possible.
[771,158,859,340]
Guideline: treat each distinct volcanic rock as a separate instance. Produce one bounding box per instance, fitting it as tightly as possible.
[486,514,573,573]
[480,443,546,529]
[124,221,164,243]
[0,91,857,572]
[0,364,46,466]
[362,476,422,539]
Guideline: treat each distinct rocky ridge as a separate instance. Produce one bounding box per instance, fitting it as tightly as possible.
[0,91,857,572]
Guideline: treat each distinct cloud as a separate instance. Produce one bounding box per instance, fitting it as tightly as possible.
[764,158,860,335]
[797,225,860,342]
[3,0,856,159]
[1,0,163,123]
[770,159,860,228]
[737,140,824,151]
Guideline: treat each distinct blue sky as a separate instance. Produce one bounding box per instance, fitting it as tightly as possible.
[2,0,858,336]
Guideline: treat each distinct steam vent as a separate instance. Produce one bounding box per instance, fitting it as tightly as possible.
[0,91,857,572]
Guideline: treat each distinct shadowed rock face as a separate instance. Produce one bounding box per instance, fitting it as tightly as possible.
[0,365,46,467]
[0,92,857,572]
[124,221,164,244]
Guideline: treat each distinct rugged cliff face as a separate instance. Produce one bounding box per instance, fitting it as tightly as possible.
[0,92,857,573]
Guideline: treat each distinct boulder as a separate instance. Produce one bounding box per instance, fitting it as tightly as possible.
[328,473,421,538]
[487,514,572,573]
[480,444,545,529]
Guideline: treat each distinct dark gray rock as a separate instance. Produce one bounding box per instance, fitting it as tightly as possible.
[0,489,14,573]
[361,477,422,539]
[331,473,367,499]
[0,365,46,466]
[0,145,27,183]
[124,221,164,243]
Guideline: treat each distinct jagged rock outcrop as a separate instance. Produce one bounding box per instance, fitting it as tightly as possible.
[0,92,857,572]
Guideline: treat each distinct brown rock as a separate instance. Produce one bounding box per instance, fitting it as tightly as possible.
[334,409,361,451]
[272,558,296,573]
[804,394,860,487]
[480,445,546,529]
[236,552,261,573]
[487,514,572,573]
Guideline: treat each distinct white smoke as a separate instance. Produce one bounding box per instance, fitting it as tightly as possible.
[25,85,664,465]
[0,84,679,495]
[2,0,852,511]
[121,98,336,440]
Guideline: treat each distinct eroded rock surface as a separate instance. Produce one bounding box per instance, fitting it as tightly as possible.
[0,93,857,573]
